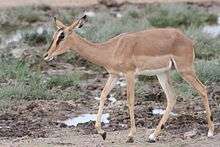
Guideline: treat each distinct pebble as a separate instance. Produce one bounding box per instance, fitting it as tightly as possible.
[184,129,197,139]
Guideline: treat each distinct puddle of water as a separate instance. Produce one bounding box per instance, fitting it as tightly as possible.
[63,113,110,127]
[203,25,220,37]
[202,16,220,37]
[152,108,177,116]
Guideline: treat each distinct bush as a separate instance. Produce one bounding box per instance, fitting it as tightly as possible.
[22,28,52,46]
[0,6,45,32]
[78,12,151,42]
[196,59,220,83]
[171,59,220,84]
[146,4,218,27]
[185,27,220,59]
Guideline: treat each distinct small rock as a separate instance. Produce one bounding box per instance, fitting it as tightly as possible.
[184,129,197,139]
[136,119,145,127]
[59,122,68,128]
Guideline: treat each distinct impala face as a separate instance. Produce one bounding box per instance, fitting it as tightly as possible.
[44,15,87,61]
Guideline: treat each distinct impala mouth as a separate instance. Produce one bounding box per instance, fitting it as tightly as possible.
[44,56,54,61]
[44,53,55,61]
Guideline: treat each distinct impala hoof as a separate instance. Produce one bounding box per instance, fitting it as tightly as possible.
[147,139,156,143]
[100,132,107,140]
[207,129,214,138]
[126,137,134,143]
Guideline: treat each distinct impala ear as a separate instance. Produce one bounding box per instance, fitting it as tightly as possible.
[69,15,87,30]
[78,15,87,28]
[54,17,66,29]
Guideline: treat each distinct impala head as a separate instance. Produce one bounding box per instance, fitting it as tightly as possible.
[44,15,87,61]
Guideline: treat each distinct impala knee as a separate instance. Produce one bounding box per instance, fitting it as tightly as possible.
[167,99,176,108]
[130,127,136,133]
[95,123,101,129]
[100,93,108,100]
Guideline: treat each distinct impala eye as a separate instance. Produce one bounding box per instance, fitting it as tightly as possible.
[60,32,65,39]
[56,32,65,45]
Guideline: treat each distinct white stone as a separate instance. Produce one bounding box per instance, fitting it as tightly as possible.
[148,133,156,141]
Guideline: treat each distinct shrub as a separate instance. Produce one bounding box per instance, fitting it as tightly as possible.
[185,27,220,59]
[196,59,220,83]
[78,12,151,42]
[171,59,220,84]
[146,4,218,27]
[22,28,52,46]
[0,6,46,32]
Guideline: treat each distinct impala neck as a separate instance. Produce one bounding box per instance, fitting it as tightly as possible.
[69,33,111,67]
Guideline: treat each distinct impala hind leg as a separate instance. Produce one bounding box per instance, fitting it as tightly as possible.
[179,69,214,137]
[148,72,176,142]
[95,74,118,140]
[125,72,136,143]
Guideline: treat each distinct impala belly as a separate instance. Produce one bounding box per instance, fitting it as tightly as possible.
[132,54,172,76]
[135,60,172,76]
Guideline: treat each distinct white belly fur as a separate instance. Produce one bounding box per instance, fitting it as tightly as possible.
[135,61,172,76]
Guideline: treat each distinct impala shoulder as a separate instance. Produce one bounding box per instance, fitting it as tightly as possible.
[118,33,136,43]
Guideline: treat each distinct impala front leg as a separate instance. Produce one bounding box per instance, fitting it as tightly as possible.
[95,74,118,140]
[125,72,136,143]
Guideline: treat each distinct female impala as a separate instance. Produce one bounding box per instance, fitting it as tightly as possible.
[44,15,214,143]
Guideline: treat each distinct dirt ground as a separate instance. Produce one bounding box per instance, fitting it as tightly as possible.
[1,128,220,147]
[0,79,219,147]
[0,0,218,7]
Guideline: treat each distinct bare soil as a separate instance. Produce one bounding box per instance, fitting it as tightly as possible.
[0,0,217,7]
[0,76,219,146]
[1,128,220,147]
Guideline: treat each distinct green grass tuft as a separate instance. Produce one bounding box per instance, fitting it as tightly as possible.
[47,73,80,89]
[0,58,81,100]
[185,27,220,59]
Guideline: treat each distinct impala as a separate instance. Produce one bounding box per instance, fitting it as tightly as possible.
[44,15,214,143]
